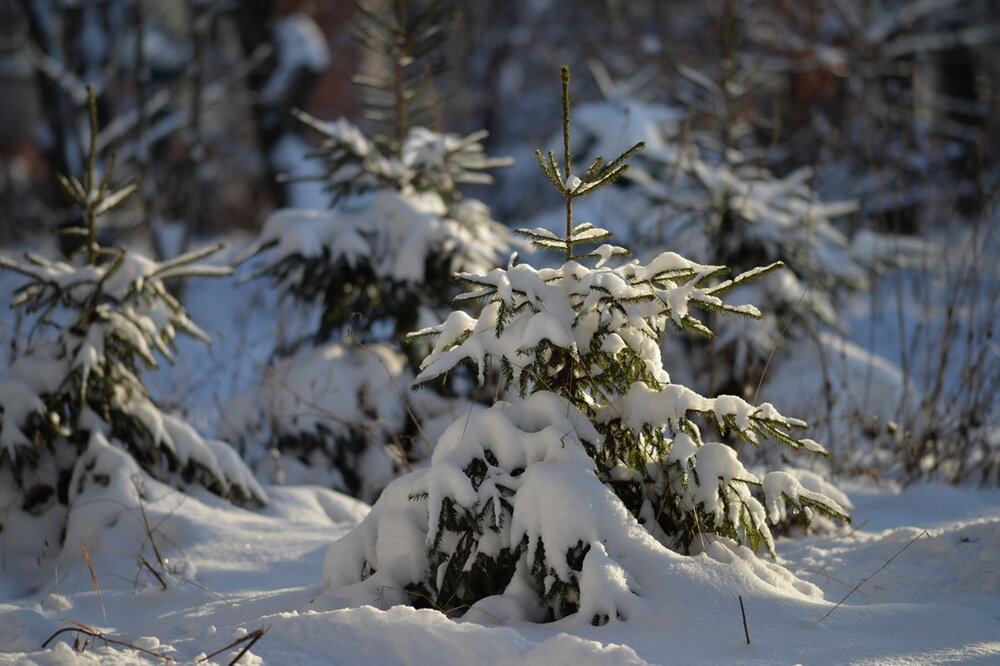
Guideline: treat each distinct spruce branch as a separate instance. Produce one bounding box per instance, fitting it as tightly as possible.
[535,67,647,265]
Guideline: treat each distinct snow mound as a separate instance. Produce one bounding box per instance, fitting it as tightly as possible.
[0,478,998,665]
[318,392,828,624]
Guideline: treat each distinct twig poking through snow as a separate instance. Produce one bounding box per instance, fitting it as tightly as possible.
[41,623,175,662]
[817,529,928,623]
[198,626,268,666]
[739,595,750,644]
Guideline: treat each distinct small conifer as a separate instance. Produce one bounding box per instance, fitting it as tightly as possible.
[227,0,511,498]
[320,68,848,621]
[0,90,263,572]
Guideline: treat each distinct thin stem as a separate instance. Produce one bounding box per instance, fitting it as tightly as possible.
[86,85,98,193]
[561,66,573,260]
[85,86,99,265]
[181,0,208,261]
[197,627,268,664]
[559,66,575,398]
[817,530,927,623]
[720,0,736,157]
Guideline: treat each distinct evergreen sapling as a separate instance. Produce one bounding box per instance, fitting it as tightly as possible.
[0,90,264,577]
[320,68,849,622]
[225,0,512,499]
[530,65,924,473]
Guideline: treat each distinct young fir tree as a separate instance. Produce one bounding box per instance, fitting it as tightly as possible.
[544,81,866,400]
[320,68,849,623]
[225,1,511,500]
[527,61,922,478]
[0,90,264,575]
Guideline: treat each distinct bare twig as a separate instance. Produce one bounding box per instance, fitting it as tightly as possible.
[738,595,750,644]
[42,624,175,662]
[751,284,810,405]
[198,626,268,666]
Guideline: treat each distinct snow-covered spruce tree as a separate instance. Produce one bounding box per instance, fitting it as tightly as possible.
[540,82,871,399]
[0,91,264,574]
[226,1,511,499]
[525,67,924,477]
[320,68,848,623]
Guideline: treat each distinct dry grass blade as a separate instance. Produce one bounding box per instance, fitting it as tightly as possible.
[198,626,269,666]
[80,543,107,623]
[42,625,175,662]
[818,529,928,623]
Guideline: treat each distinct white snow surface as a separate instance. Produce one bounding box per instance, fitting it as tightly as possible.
[1,474,997,665]
[1,243,998,664]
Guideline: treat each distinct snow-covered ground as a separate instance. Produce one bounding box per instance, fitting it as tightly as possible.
[1,237,998,665]
[0,479,998,665]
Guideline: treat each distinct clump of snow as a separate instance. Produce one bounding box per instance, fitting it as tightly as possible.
[321,393,641,619]
[246,187,508,296]
[410,243,750,391]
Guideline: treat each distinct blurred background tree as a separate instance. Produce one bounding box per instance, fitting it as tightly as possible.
[2,0,997,486]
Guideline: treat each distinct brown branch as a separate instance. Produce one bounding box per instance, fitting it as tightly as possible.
[41,626,175,662]
[198,626,269,666]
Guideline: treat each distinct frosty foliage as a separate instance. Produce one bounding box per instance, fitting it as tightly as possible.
[231,3,512,500]
[0,245,264,500]
[548,96,922,396]
[408,232,848,558]
[320,68,849,622]
[231,128,509,495]
[242,0,512,348]
[242,180,509,343]
[0,243,265,575]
